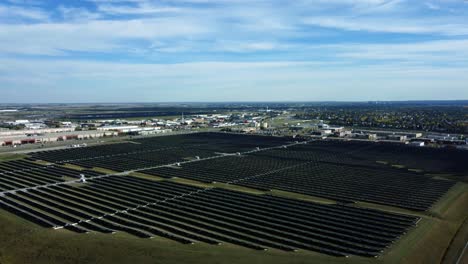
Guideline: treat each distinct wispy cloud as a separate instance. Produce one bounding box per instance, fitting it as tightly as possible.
[97,3,182,15]
[0,4,49,22]
[57,6,102,21]
[0,17,210,55]
[332,39,468,65]
[302,16,468,35]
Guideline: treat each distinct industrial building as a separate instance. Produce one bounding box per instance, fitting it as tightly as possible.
[0,130,118,147]
[0,127,76,137]
[353,129,423,139]
[97,126,171,134]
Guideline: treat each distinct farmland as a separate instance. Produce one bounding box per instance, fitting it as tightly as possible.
[0,132,467,263]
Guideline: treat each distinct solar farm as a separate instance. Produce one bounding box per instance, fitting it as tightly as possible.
[1,132,467,264]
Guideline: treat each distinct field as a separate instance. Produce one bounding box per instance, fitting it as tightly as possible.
[0,153,27,162]
[0,132,467,264]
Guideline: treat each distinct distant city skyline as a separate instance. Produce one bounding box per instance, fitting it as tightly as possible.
[1,0,468,103]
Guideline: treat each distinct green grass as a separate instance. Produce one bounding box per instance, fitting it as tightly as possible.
[427,173,468,183]
[0,153,27,161]
[92,167,119,175]
[269,189,336,204]
[441,216,468,264]
[128,172,165,181]
[385,217,435,262]
[154,115,180,120]
[430,183,467,217]
[170,177,266,195]
[32,160,53,166]
[369,182,468,264]
[353,201,427,218]
[402,189,468,264]
[61,164,86,171]
[408,168,424,173]
[106,115,180,121]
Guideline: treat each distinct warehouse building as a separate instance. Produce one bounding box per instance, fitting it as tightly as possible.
[0,130,118,147]
[0,127,76,137]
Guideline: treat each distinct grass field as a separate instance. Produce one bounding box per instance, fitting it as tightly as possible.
[91,167,120,174]
[442,217,468,264]
[0,153,27,161]
[61,164,86,171]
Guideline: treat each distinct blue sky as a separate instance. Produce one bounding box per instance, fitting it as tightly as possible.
[1,0,468,103]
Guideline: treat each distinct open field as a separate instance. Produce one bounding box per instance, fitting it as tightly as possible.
[0,153,27,162]
[0,132,466,263]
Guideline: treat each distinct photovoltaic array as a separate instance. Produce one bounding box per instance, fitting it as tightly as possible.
[0,133,461,257]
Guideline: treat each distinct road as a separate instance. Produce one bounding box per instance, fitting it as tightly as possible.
[455,241,468,264]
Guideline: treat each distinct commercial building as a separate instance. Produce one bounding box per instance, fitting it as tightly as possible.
[0,127,77,137]
[353,129,422,139]
[353,133,378,140]
[387,134,408,142]
[97,125,140,133]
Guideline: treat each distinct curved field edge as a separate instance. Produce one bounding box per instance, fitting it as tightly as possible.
[398,183,468,264]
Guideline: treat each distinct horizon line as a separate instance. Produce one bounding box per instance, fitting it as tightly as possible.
[1,99,468,105]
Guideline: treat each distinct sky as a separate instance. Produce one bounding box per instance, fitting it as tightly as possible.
[1,0,468,103]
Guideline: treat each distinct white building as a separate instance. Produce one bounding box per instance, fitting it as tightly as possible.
[14,120,30,124]
[97,125,139,133]
[61,121,74,128]
[1,130,118,147]
[0,127,76,137]
[408,141,425,147]
[25,122,47,130]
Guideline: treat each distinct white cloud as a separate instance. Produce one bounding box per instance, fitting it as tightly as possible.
[57,6,101,21]
[1,0,467,58]
[97,3,182,15]
[302,16,468,35]
[212,41,287,52]
[335,39,468,60]
[0,17,211,55]
[0,4,49,21]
